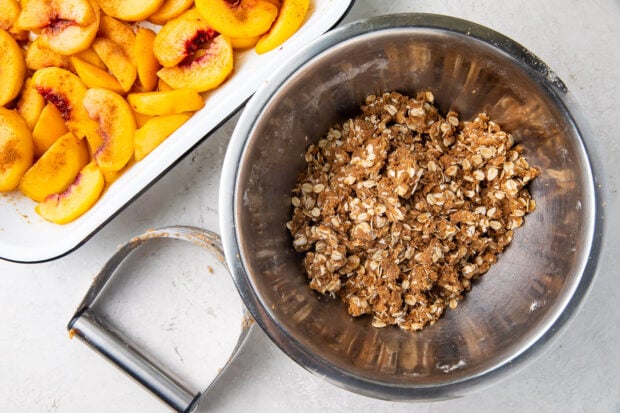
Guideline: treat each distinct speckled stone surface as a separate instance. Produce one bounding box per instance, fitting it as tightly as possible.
[1,1,618,411]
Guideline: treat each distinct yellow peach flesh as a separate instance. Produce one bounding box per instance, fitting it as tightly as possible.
[134,113,191,161]
[0,108,34,192]
[0,28,26,106]
[148,0,194,25]
[17,78,46,130]
[70,56,125,94]
[195,0,278,38]
[19,132,88,201]
[134,28,161,92]
[92,37,137,92]
[35,161,104,224]
[255,0,309,54]
[32,103,69,157]
[157,34,233,92]
[31,67,96,141]
[98,0,165,22]
[83,88,136,172]
[127,89,204,116]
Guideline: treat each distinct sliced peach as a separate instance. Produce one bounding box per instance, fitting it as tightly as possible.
[157,35,233,92]
[132,110,153,128]
[92,37,137,92]
[255,0,309,54]
[134,27,160,92]
[148,0,194,25]
[0,28,26,106]
[153,9,214,68]
[98,0,165,22]
[98,15,136,59]
[17,0,101,55]
[195,0,278,38]
[153,9,234,92]
[17,78,46,130]
[35,161,104,224]
[19,132,89,201]
[157,78,174,91]
[134,113,191,161]
[31,67,96,141]
[230,35,260,49]
[25,37,73,71]
[127,89,204,116]
[0,108,33,192]
[32,103,69,157]
[83,88,135,172]
[70,56,125,94]
[0,0,28,41]
[75,47,107,70]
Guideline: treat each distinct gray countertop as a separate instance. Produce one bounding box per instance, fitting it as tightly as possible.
[1,1,618,412]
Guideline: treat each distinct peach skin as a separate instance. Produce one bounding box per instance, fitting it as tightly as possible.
[0,108,34,192]
[35,161,105,224]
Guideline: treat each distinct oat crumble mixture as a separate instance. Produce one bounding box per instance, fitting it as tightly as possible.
[286,91,539,331]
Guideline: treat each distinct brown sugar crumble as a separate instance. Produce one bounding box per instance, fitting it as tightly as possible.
[286,91,539,331]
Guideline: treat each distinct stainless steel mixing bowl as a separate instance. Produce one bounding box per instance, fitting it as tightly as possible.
[219,14,603,400]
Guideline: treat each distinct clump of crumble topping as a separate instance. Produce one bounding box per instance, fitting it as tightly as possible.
[286,91,539,331]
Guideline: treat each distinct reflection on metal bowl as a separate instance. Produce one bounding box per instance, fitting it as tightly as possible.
[219,13,603,401]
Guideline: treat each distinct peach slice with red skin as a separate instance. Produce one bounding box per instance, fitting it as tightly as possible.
[35,161,105,224]
[134,27,161,92]
[31,67,96,141]
[153,9,215,68]
[16,0,101,55]
[0,28,26,106]
[32,103,70,157]
[153,9,234,92]
[255,0,309,54]
[19,132,89,201]
[98,0,165,22]
[127,89,204,116]
[134,113,191,161]
[83,88,136,172]
[0,108,33,192]
[195,0,278,38]
[148,0,194,25]
[157,35,233,92]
